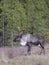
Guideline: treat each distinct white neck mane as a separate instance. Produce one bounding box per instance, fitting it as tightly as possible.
[20,34,31,46]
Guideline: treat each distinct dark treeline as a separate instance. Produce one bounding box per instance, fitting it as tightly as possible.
[0,0,49,46]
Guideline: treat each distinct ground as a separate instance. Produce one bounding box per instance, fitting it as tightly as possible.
[0,43,49,65]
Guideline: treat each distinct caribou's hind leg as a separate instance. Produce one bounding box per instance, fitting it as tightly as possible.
[40,43,45,54]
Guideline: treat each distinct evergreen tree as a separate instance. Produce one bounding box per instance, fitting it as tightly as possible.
[0,0,49,46]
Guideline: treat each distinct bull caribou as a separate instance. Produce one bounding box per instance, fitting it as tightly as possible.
[13,30,45,55]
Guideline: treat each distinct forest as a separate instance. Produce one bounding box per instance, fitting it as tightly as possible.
[0,0,49,46]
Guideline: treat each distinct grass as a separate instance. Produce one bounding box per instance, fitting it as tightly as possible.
[0,45,49,65]
[0,54,49,65]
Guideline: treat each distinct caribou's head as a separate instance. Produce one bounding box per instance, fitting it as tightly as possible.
[13,29,28,46]
[13,30,25,42]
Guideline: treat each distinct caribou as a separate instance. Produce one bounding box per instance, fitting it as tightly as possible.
[13,30,45,55]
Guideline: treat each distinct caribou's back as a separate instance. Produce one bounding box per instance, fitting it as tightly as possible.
[20,33,44,46]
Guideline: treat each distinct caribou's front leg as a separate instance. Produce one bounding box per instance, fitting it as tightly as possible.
[27,45,31,55]
[27,42,32,55]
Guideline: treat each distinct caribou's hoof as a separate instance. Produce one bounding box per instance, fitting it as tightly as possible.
[24,54,27,56]
[28,52,31,55]
[24,52,31,56]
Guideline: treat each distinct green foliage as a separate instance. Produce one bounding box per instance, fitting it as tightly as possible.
[0,0,49,46]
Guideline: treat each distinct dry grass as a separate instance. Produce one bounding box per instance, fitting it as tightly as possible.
[0,44,49,65]
[0,54,49,65]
